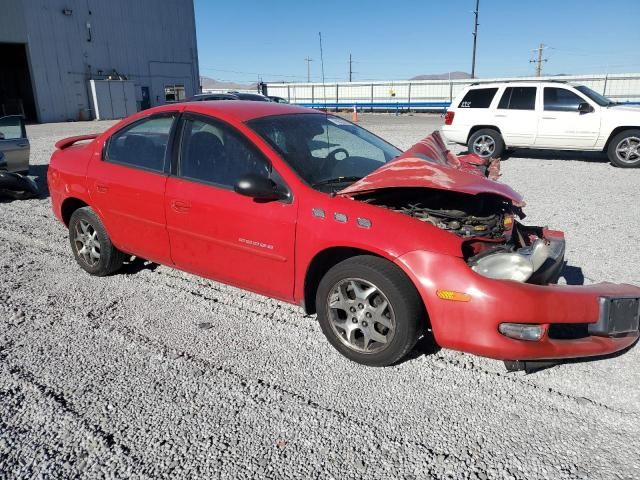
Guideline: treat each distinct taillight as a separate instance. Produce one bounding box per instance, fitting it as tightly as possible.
[444,111,455,125]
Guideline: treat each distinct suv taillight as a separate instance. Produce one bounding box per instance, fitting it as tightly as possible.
[444,111,455,125]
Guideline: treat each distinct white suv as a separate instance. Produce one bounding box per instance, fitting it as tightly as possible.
[441,81,640,168]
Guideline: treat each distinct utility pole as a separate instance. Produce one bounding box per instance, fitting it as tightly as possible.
[471,0,479,78]
[530,43,548,77]
[349,53,353,82]
[304,57,313,82]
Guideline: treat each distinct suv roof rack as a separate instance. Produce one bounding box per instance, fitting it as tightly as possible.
[469,79,568,86]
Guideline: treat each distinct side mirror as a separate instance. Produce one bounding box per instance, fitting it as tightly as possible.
[0,132,5,140]
[578,102,593,114]
[234,173,285,201]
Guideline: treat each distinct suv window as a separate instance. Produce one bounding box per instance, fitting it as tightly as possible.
[544,88,583,111]
[497,87,536,110]
[105,115,175,172]
[457,88,498,109]
[179,117,270,187]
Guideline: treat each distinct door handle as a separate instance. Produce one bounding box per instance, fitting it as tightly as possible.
[171,200,192,213]
[542,117,557,120]
[95,183,108,193]
[16,142,28,148]
[494,114,507,118]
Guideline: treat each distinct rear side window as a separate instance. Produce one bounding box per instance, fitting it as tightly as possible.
[458,88,498,109]
[498,87,537,110]
[544,88,583,111]
[105,115,175,172]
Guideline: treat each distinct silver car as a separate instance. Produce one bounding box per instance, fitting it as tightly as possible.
[0,115,30,174]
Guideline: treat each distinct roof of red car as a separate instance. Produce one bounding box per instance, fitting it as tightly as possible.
[182,100,317,122]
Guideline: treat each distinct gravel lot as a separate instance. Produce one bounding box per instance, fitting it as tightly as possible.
[1,113,639,479]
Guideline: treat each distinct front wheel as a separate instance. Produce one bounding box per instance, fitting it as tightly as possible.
[608,129,640,168]
[316,255,425,367]
[468,128,505,159]
[69,207,125,276]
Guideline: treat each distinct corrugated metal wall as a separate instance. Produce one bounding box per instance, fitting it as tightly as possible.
[0,0,199,122]
[266,73,640,111]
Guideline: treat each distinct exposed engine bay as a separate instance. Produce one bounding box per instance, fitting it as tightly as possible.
[355,187,564,285]
[356,187,518,239]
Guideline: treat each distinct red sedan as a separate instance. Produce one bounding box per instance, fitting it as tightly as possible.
[47,102,640,367]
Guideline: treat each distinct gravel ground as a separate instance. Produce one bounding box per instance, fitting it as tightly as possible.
[1,114,639,479]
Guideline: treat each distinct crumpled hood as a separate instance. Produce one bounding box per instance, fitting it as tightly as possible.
[338,131,524,206]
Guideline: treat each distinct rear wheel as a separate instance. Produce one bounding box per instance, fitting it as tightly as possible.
[608,129,640,168]
[316,255,424,367]
[69,207,125,276]
[468,128,505,159]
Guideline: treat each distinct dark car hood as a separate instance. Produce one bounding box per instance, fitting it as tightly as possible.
[338,131,524,206]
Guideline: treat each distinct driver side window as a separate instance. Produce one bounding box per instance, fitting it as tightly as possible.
[178,116,270,188]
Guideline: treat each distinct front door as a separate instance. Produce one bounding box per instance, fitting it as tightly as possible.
[86,113,177,264]
[493,86,539,147]
[165,114,297,301]
[0,115,30,173]
[535,87,601,148]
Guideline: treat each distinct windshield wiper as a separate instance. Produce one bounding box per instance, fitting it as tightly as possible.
[312,176,362,188]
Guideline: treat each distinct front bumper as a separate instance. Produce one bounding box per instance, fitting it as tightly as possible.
[395,247,640,361]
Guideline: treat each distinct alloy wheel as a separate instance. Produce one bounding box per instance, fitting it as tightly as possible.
[326,278,396,354]
[615,136,640,164]
[472,135,496,157]
[73,219,101,267]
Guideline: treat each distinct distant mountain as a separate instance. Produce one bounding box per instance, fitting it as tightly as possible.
[200,76,257,91]
[409,71,472,80]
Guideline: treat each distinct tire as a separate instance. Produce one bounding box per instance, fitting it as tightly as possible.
[468,128,505,159]
[316,255,425,367]
[68,207,125,276]
[607,129,640,168]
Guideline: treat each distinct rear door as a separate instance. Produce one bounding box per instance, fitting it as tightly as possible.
[165,113,297,301]
[535,86,601,148]
[493,85,539,147]
[86,113,177,264]
[0,115,30,173]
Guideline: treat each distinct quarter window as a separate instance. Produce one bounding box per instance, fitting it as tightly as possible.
[105,115,175,172]
[498,87,536,110]
[179,117,270,188]
[458,88,499,109]
[544,88,583,111]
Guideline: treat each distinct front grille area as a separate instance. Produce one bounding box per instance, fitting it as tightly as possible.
[548,323,590,340]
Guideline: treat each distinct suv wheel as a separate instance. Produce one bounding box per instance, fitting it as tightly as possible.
[468,128,505,159]
[69,207,125,276]
[608,129,640,168]
[316,255,424,367]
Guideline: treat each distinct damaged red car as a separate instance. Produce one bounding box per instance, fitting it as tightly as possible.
[47,102,640,367]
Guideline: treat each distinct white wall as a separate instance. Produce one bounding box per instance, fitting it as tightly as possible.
[266,73,640,110]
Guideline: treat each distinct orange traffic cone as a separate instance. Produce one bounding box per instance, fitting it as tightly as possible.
[352,105,359,122]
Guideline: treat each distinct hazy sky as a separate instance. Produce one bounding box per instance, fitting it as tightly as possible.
[194,0,640,83]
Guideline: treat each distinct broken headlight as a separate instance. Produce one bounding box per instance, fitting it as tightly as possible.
[469,239,550,283]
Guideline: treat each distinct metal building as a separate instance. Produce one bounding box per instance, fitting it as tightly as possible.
[0,0,199,123]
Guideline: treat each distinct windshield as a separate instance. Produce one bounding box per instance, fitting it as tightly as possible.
[247,113,402,190]
[575,85,614,106]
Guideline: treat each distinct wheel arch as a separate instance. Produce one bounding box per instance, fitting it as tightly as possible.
[467,125,502,143]
[603,126,640,151]
[60,197,90,226]
[302,246,428,321]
